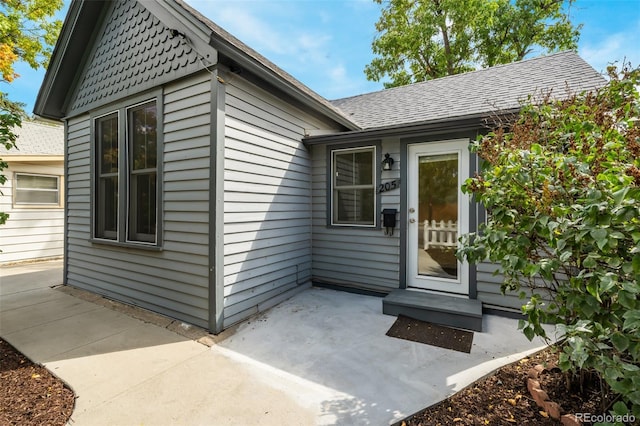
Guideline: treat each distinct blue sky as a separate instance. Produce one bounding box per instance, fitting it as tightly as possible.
[6,0,640,116]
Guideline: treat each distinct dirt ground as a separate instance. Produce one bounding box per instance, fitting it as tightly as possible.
[401,346,610,425]
[0,338,74,426]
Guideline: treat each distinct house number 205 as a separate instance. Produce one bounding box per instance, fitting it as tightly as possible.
[377,179,400,193]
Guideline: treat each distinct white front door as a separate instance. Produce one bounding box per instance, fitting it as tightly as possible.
[407,140,470,294]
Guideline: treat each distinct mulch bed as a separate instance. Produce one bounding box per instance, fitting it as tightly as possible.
[0,338,74,426]
[400,346,611,425]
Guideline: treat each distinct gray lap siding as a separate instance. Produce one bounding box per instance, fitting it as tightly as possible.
[221,76,341,327]
[64,74,212,328]
[310,139,401,291]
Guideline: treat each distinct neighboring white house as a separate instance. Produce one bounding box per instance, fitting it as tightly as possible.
[0,120,64,265]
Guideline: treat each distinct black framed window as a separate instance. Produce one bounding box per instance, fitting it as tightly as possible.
[127,101,157,243]
[93,98,160,246]
[96,112,119,240]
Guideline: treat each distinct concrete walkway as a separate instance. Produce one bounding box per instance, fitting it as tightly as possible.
[0,261,550,425]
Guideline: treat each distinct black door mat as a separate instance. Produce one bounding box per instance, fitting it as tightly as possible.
[386,315,474,353]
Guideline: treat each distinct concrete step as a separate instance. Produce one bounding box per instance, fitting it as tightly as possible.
[383,289,483,332]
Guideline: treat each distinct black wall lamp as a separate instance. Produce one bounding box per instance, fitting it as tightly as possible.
[382,153,394,171]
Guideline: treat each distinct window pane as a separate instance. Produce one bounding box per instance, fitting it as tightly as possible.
[335,150,373,187]
[98,113,118,174]
[95,112,118,240]
[335,153,354,186]
[128,101,157,243]
[17,174,58,190]
[96,176,118,239]
[130,103,157,171]
[15,190,58,204]
[129,172,156,242]
[335,188,375,224]
[353,151,373,185]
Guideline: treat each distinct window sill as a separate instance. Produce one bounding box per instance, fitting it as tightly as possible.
[12,205,64,209]
[89,238,163,251]
[326,224,380,230]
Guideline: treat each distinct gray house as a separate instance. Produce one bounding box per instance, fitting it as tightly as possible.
[34,0,605,333]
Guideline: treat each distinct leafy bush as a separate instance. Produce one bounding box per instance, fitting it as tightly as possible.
[0,92,22,226]
[458,64,640,417]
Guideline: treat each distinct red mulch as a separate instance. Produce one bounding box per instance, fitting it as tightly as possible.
[401,346,611,425]
[0,338,75,425]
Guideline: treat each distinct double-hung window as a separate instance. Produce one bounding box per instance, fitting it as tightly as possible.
[14,173,61,206]
[94,98,159,246]
[331,146,376,226]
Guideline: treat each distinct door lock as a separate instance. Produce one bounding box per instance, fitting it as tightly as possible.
[409,208,415,213]
[409,218,416,223]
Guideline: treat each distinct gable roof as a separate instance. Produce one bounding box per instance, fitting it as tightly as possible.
[35,2,605,138]
[331,51,606,130]
[0,120,64,157]
[34,0,359,130]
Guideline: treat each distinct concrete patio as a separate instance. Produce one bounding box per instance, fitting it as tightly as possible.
[0,260,549,425]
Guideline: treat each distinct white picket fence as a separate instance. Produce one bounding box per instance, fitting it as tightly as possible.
[423,220,458,250]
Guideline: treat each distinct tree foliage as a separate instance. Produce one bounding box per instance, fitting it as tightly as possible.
[365,0,580,88]
[0,0,63,82]
[458,65,640,417]
[0,92,22,225]
[0,0,63,226]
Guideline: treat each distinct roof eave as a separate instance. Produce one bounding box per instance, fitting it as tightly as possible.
[34,0,107,120]
[303,108,522,145]
[210,38,360,131]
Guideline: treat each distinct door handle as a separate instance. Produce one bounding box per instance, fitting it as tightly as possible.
[409,218,416,223]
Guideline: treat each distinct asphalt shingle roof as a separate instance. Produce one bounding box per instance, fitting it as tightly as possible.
[331,51,607,130]
[0,120,64,156]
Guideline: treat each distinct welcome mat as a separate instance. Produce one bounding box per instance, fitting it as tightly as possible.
[386,315,474,353]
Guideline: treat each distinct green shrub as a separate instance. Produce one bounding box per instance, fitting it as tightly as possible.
[458,64,640,418]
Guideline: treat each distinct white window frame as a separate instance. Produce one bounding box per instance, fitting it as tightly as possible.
[331,146,377,227]
[13,173,61,207]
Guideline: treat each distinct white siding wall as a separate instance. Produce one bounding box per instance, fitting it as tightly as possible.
[0,162,64,264]
[222,76,341,327]
[64,73,212,328]
[310,139,401,291]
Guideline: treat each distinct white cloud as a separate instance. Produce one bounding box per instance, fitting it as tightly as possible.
[579,19,640,73]
[186,1,333,63]
[329,64,347,81]
[319,63,382,100]
[208,6,293,55]
[183,0,381,99]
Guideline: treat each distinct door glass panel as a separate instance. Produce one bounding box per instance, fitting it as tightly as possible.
[417,153,458,279]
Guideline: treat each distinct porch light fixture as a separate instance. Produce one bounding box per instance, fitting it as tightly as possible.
[382,153,394,171]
